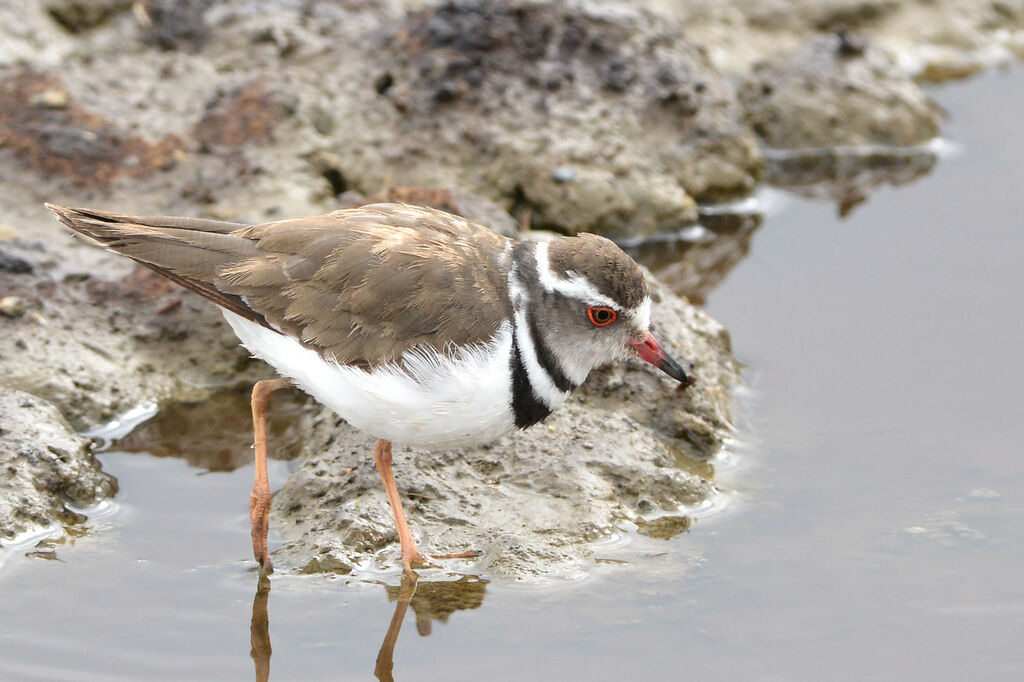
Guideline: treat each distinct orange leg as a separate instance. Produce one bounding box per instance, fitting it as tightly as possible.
[373,439,480,571]
[250,377,293,573]
[373,439,427,571]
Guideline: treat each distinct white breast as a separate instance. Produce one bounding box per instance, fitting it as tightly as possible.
[223,312,516,449]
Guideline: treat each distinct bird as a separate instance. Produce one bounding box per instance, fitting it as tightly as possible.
[46,201,693,573]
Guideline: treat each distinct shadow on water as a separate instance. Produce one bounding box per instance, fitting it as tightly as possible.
[249,571,486,682]
[374,573,486,681]
[624,143,940,300]
[114,389,313,471]
[763,145,939,217]
[623,211,762,306]
[251,575,272,682]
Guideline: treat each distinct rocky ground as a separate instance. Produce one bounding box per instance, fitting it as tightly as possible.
[0,0,1019,578]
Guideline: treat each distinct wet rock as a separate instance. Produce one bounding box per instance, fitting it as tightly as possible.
[271,274,737,581]
[739,31,944,149]
[362,0,761,237]
[636,514,692,539]
[0,387,117,544]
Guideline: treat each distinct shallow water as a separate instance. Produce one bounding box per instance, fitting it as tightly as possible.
[2,66,1023,681]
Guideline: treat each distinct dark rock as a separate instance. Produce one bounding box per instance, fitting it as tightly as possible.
[739,32,944,149]
[0,250,33,274]
[195,83,297,149]
[367,0,761,236]
[139,0,210,51]
[46,0,133,33]
[0,71,183,188]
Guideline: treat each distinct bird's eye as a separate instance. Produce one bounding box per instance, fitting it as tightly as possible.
[587,306,617,327]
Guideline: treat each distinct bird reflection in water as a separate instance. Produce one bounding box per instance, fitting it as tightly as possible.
[248,571,487,681]
[250,574,272,682]
[622,211,761,306]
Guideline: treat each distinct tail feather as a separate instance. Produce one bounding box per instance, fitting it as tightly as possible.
[45,204,246,237]
[45,203,271,328]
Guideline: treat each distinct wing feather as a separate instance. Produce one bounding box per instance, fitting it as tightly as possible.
[48,202,513,367]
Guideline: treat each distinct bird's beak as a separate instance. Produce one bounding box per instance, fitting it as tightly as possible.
[629,332,694,387]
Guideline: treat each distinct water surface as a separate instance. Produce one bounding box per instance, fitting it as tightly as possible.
[1,66,1022,681]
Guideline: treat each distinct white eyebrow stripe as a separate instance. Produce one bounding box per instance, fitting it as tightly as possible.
[534,241,621,310]
[625,296,651,329]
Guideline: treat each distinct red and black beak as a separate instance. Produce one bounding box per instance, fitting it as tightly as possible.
[629,332,695,388]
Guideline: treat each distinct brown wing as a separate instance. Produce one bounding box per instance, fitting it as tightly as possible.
[46,204,267,325]
[48,202,513,367]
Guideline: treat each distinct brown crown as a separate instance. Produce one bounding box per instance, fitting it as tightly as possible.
[546,233,648,309]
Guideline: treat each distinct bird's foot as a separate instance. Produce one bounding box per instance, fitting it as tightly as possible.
[403,549,481,572]
[251,530,274,575]
[429,549,482,561]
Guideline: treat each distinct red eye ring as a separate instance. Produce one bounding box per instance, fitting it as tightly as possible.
[587,306,617,327]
